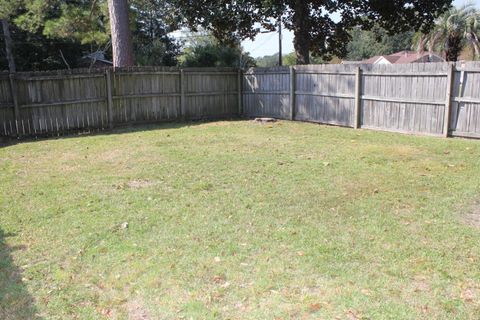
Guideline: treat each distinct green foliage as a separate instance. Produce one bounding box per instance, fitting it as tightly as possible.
[42,2,110,45]
[418,3,480,61]
[135,38,180,66]
[131,0,182,66]
[179,36,255,68]
[13,0,109,46]
[346,25,415,61]
[0,22,92,71]
[175,0,453,63]
[2,0,111,70]
[0,0,22,19]
[1,0,183,69]
[255,52,334,66]
[283,52,296,66]
[255,53,281,67]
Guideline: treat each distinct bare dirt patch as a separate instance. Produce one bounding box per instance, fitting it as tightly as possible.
[126,179,156,189]
[463,201,480,228]
[126,298,150,320]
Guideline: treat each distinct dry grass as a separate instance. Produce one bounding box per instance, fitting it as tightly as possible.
[1,120,480,319]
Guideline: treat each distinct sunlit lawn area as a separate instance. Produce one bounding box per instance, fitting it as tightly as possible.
[1,120,480,319]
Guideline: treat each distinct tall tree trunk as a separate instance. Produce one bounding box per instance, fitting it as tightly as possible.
[1,19,16,73]
[445,34,462,62]
[293,0,310,65]
[107,0,134,67]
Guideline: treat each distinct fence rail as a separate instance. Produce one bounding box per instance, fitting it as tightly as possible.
[1,62,480,139]
[0,67,240,137]
[242,62,480,139]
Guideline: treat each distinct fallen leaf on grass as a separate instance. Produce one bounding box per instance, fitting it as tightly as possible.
[212,275,225,283]
[361,289,372,296]
[346,310,362,320]
[308,303,322,312]
[421,305,429,314]
[462,288,476,302]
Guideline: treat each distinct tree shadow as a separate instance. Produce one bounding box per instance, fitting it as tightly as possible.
[0,117,247,148]
[0,229,42,319]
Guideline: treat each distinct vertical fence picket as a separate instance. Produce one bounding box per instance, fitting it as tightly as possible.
[1,64,480,139]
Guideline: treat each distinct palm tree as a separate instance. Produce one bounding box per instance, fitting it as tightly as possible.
[417,3,480,61]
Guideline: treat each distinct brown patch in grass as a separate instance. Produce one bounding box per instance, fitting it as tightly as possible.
[413,276,431,293]
[126,298,150,320]
[98,149,124,163]
[463,200,480,228]
[126,179,155,189]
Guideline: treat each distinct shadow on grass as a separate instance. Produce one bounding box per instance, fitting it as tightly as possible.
[0,117,249,148]
[0,229,42,319]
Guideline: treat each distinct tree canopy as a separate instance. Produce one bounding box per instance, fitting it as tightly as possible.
[175,0,453,64]
[179,34,255,68]
[416,3,480,61]
[1,0,460,70]
[1,0,181,70]
[346,24,415,61]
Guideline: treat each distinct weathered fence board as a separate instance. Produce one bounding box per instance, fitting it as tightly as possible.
[294,64,356,127]
[112,70,180,124]
[0,67,239,137]
[450,62,480,138]
[1,62,480,139]
[184,71,238,119]
[242,62,480,139]
[242,67,291,119]
[359,63,449,136]
[13,70,108,136]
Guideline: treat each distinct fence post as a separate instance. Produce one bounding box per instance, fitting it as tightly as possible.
[289,66,295,120]
[354,67,362,129]
[8,73,20,136]
[180,69,186,120]
[443,63,455,138]
[237,68,243,117]
[105,68,114,129]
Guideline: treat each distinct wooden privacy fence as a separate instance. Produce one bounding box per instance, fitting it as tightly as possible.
[0,66,240,137]
[1,62,480,139]
[243,62,480,138]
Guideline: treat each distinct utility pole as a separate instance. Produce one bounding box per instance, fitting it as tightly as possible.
[278,17,282,66]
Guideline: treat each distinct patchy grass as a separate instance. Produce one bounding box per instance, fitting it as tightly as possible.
[1,120,480,319]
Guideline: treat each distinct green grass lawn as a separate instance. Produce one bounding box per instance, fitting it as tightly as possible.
[1,120,480,319]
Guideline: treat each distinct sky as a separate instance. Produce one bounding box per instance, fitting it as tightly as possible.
[241,0,480,58]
